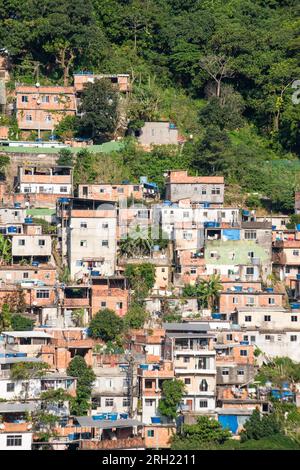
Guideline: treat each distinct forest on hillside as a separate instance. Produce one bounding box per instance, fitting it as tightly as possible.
[1,0,300,212]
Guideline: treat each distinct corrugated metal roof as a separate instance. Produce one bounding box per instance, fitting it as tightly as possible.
[0,402,37,413]
[75,417,144,429]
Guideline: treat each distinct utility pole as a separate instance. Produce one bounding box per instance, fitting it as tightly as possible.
[126,353,135,418]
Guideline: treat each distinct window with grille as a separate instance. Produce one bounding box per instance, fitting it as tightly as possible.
[6,435,22,447]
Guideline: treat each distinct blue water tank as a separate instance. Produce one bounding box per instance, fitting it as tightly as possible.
[234,286,243,292]
[297,274,300,280]
[296,224,300,231]
[120,413,128,419]
[272,225,276,230]
[24,217,32,224]
[203,202,210,208]
[7,226,17,233]
[58,198,71,204]
[291,303,300,309]
[265,287,274,293]
[14,203,21,208]
[91,271,100,276]
[163,200,172,206]
[212,313,221,319]
[151,417,161,424]
[242,210,250,216]
[32,261,39,267]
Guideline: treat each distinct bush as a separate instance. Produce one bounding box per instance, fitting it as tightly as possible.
[88,309,124,342]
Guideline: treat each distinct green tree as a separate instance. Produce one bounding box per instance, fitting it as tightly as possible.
[124,303,148,329]
[0,303,12,332]
[171,416,231,450]
[11,314,34,331]
[55,116,78,143]
[0,235,12,265]
[88,309,124,342]
[124,263,156,303]
[158,379,186,420]
[78,79,119,143]
[67,356,96,415]
[71,308,85,327]
[56,148,74,167]
[240,409,282,442]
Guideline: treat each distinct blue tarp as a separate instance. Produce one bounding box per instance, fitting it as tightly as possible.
[218,415,238,434]
[223,229,240,240]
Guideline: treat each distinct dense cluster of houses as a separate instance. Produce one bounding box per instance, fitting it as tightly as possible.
[0,160,300,450]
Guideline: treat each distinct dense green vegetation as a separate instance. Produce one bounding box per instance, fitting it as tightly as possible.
[88,308,124,342]
[67,356,96,415]
[1,0,300,210]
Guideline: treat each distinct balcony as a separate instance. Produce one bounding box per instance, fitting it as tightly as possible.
[63,298,90,307]
[79,437,145,450]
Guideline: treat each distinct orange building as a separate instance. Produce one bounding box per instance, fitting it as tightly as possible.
[16,85,76,134]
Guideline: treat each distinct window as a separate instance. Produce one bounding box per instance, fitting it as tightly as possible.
[184,378,191,385]
[38,239,45,246]
[145,379,153,389]
[199,400,208,408]
[190,267,197,274]
[183,231,192,240]
[105,398,114,407]
[250,336,256,343]
[23,272,29,279]
[290,335,297,342]
[245,316,252,322]
[199,379,208,392]
[26,114,32,121]
[246,297,255,306]
[102,223,109,229]
[18,239,25,246]
[183,211,189,218]
[102,240,109,246]
[133,186,140,191]
[76,260,83,267]
[117,187,124,193]
[265,335,274,342]
[123,378,129,388]
[246,267,254,275]
[222,369,229,376]
[6,435,22,447]
[232,297,238,304]
[41,95,50,103]
[60,186,68,193]
[240,350,248,356]
[212,187,221,195]
[80,222,87,229]
[201,187,207,195]
[36,290,50,299]
[183,357,190,363]
[221,212,226,218]
[6,383,15,392]
[101,301,106,308]
[264,315,271,322]
[39,186,45,193]
[80,240,87,247]
[145,399,155,407]
[293,250,299,256]
[245,230,256,240]
[268,298,275,305]
[147,430,155,437]
[53,96,59,103]
[226,334,233,341]
[123,398,130,407]
[21,95,28,102]
[291,316,298,322]
[237,370,245,376]
[24,187,31,193]
[285,266,290,274]
[210,251,218,258]
[243,335,249,341]
[45,115,52,122]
